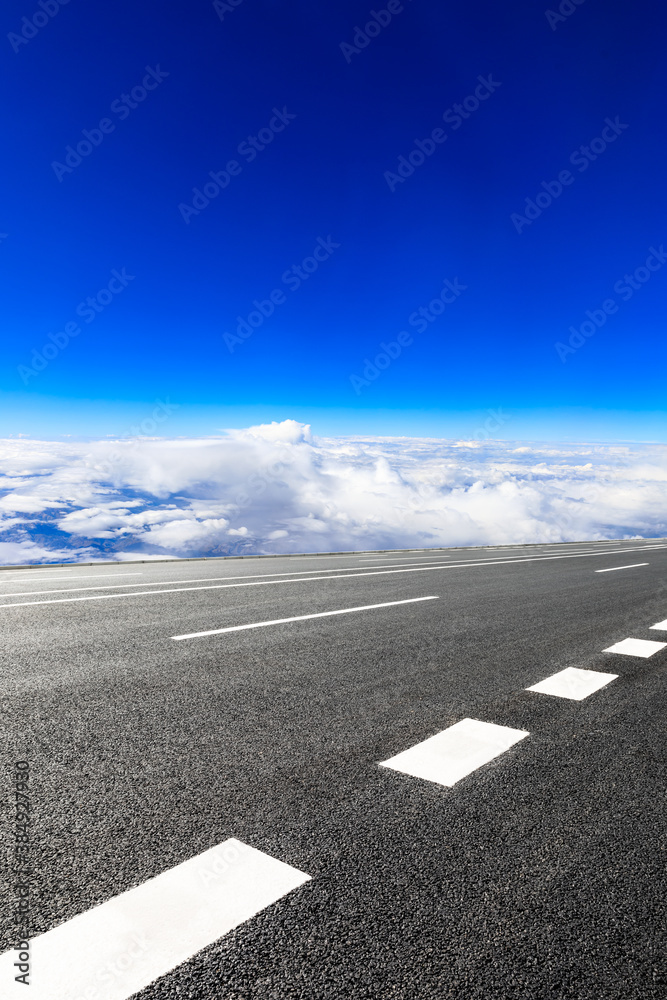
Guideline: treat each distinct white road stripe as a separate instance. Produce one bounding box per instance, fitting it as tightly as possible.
[0,839,310,1000]
[363,554,451,560]
[171,596,439,640]
[650,619,667,631]
[379,718,529,788]
[0,542,665,610]
[603,637,667,658]
[594,563,649,573]
[527,666,617,700]
[3,563,72,576]
[0,573,143,584]
[0,560,458,598]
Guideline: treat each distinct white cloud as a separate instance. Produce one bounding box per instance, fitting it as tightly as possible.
[0,540,95,565]
[0,422,665,563]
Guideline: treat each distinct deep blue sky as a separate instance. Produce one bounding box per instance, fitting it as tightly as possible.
[2,0,666,441]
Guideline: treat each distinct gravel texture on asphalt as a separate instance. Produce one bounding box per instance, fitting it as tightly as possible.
[1,540,666,999]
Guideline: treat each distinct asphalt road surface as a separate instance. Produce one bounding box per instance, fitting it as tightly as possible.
[1,539,666,999]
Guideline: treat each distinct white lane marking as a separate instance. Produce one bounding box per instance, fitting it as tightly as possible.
[594,563,649,573]
[0,839,310,1000]
[3,565,74,576]
[171,596,439,640]
[0,573,143,584]
[603,637,667,658]
[650,619,667,631]
[0,573,451,609]
[527,666,617,700]
[363,554,451,560]
[1,540,664,595]
[1,542,666,610]
[379,718,529,788]
[0,561,455,598]
[536,545,597,555]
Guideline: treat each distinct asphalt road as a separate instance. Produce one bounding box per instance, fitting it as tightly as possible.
[1,539,666,999]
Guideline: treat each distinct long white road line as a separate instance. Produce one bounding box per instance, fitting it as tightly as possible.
[594,563,649,573]
[0,560,465,598]
[171,596,439,640]
[0,572,144,584]
[0,549,616,597]
[0,543,664,610]
[0,839,310,1000]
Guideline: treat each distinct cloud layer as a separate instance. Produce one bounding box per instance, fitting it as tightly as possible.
[0,421,665,564]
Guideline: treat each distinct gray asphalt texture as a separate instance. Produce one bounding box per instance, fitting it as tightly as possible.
[1,539,666,999]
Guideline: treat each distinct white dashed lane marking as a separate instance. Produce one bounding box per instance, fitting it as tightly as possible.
[603,637,667,658]
[650,619,667,630]
[171,596,439,640]
[0,839,310,1000]
[594,563,649,573]
[527,666,617,700]
[379,718,529,789]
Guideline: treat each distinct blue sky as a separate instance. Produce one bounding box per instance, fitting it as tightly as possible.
[2,0,666,441]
